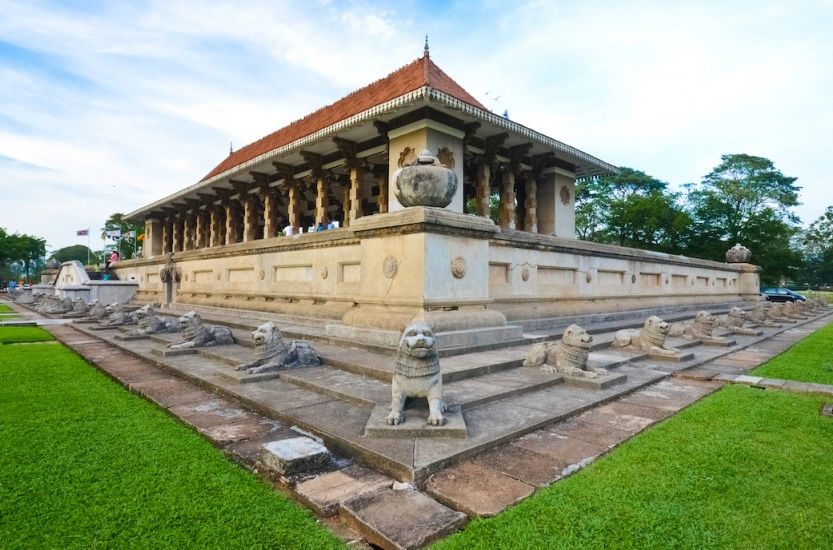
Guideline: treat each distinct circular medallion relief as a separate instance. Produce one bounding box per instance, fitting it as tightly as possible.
[320,266,328,280]
[184,273,189,282]
[259,270,265,280]
[140,275,144,282]
[560,185,572,205]
[451,257,468,279]
[586,272,592,284]
[631,274,636,284]
[665,277,670,285]
[216,272,222,280]
[383,256,398,279]
[520,266,530,282]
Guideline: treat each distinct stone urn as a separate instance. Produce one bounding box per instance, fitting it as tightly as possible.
[725,243,752,263]
[394,149,457,208]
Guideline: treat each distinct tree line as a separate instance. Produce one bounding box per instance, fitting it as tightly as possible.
[0,228,47,284]
[576,153,830,286]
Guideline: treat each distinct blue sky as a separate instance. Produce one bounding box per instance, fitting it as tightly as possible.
[1,0,832,251]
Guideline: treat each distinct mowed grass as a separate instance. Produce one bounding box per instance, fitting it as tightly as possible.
[0,340,344,548]
[0,302,14,312]
[435,385,833,549]
[0,326,53,344]
[751,321,833,385]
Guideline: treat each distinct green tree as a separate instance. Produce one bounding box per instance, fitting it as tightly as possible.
[576,167,691,253]
[464,193,500,224]
[0,229,47,284]
[685,154,801,284]
[50,244,93,265]
[802,206,833,286]
[102,213,144,260]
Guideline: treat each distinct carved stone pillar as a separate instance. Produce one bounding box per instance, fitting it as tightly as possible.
[377,170,388,214]
[161,218,172,254]
[172,216,182,252]
[315,175,329,226]
[209,207,219,247]
[349,166,363,224]
[144,218,163,258]
[262,188,278,238]
[499,168,516,230]
[287,182,300,230]
[194,210,205,249]
[243,194,258,242]
[476,161,491,217]
[225,202,240,245]
[523,173,538,233]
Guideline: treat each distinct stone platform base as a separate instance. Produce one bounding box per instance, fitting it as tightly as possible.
[562,371,628,390]
[364,404,467,438]
[216,367,282,384]
[151,347,197,357]
[326,323,524,351]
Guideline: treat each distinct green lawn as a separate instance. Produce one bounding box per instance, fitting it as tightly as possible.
[0,339,344,548]
[435,385,833,549]
[751,321,833,385]
[0,326,53,344]
[0,302,15,312]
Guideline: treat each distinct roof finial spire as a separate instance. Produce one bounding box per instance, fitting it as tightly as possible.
[424,34,429,58]
[229,141,233,155]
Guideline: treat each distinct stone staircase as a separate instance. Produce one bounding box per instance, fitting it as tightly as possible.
[70,299,797,483]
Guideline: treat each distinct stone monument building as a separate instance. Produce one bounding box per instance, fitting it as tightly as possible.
[119,51,760,349]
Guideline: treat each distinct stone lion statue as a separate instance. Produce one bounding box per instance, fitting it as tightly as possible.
[715,307,760,335]
[63,298,90,318]
[611,316,681,357]
[386,322,446,426]
[669,311,719,340]
[82,301,109,321]
[38,295,72,315]
[765,302,792,322]
[99,302,138,327]
[523,324,604,378]
[169,311,234,350]
[236,321,320,374]
[125,304,180,337]
[746,303,780,327]
[781,301,807,319]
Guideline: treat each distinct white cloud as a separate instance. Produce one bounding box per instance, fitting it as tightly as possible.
[0,0,831,253]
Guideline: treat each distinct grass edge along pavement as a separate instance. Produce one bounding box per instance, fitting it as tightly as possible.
[0,303,14,313]
[750,320,833,385]
[0,325,54,344]
[434,384,833,549]
[0,331,344,549]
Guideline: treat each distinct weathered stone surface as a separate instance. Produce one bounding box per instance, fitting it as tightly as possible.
[295,464,393,516]
[426,461,535,517]
[822,403,833,417]
[611,315,684,359]
[725,243,751,263]
[261,437,330,475]
[168,311,234,350]
[199,418,276,444]
[366,403,467,438]
[524,324,605,378]
[470,443,566,487]
[341,488,466,550]
[514,429,608,465]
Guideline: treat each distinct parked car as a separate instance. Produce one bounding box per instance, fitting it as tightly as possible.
[761,287,806,302]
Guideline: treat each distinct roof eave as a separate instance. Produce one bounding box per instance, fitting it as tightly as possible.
[126,86,617,220]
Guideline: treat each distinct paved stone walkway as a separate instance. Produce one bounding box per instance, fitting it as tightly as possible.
[4,298,830,550]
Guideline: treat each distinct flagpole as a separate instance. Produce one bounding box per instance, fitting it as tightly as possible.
[87,230,91,266]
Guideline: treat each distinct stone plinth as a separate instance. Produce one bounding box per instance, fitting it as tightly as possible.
[261,437,329,475]
[364,404,467,438]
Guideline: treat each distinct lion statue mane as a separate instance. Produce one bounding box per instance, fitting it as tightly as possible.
[169,311,234,350]
[669,311,718,340]
[611,315,681,357]
[386,322,446,426]
[236,321,320,374]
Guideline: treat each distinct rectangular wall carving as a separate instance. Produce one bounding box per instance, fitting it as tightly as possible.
[339,262,361,284]
[228,267,255,284]
[598,270,625,286]
[640,272,661,288]
[192,270,213,283]
[671,274,687,288]
[538,266,577,286]
[716,277,727,288]
[696,276,709,288]
[489,263,509,285]
[273,265,312,283]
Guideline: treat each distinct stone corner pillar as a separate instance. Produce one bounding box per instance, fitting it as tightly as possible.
[538,167,576,238]
[144,218,163,258]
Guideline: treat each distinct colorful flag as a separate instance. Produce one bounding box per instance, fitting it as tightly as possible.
[137,233,145,241]
[106,229,122,238]
[76,229,89,236]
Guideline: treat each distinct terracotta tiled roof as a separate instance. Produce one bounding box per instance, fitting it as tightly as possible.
[200,55,486,182]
